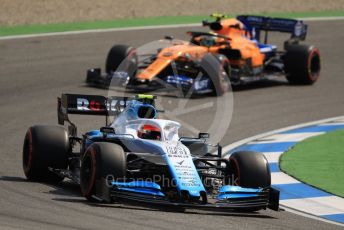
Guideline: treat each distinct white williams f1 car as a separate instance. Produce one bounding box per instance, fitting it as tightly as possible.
[22,94,279,211]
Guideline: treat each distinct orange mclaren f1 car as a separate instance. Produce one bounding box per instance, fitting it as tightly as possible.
[86,13,321,96]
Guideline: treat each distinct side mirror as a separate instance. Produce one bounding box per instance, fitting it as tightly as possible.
[198,132,210,139]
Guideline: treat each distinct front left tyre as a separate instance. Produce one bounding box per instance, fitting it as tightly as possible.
[22,125,69,182]
[227,151,271,212]
[228,151,271,188]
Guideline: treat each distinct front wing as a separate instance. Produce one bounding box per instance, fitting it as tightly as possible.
[86,68,215,95]
[110,188,279,211]
[94,179,279,211]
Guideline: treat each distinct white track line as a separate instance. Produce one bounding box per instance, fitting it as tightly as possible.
[302,16,344,21]
[0,23,199,41]
[318,122,344,126]
[271,172,300,185]
[1,16,344,41]
[222,116,344,155]
[262,152,283,163]
[281,196,344,216]
[250,132,324,143]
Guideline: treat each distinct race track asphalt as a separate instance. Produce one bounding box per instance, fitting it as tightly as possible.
[0,20,344,230]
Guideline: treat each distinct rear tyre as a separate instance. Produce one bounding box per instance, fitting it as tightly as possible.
[284,44,321,85]
[22,125,69,182]
[228,151,271,188]
[80,142,126,201]
[199,54,231,96]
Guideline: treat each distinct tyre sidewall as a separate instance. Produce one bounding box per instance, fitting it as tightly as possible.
[284,44,321,84]
[22,125,69,181]
[228,151,271,188]
[80,142,126,200]
[105,45,137,75]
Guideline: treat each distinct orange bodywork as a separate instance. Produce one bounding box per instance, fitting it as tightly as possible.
[214,18,265,67]
[137,44,208,81]
[224,35,264,67]
[215,18,246,36]
[136,18,265,81]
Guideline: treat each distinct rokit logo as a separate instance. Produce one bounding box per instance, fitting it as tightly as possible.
[76,98,127,112]
[77,98,102,111]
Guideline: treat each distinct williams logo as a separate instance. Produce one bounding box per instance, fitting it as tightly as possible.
[177,160,184,165]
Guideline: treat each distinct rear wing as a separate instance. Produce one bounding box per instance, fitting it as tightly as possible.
[57,93,156,128]
[237,15,308,42]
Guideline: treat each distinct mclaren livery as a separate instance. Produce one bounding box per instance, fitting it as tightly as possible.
[23,94,279,212]
[86,14,320,95]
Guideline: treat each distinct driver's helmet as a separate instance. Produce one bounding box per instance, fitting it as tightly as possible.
[137,124,161,140]
[199,35,216,47]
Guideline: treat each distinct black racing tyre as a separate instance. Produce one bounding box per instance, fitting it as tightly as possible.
[22,125,69,182]
[105,44,137,75]
[284,44,321,85]
[80,142,126,201]
[199,53,231,96]
[228,151,271,188]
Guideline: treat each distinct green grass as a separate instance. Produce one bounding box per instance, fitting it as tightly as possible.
[280,129,344,197]
[1,10,344,37]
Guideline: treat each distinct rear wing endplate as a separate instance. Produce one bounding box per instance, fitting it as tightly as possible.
[237,15,308,42]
